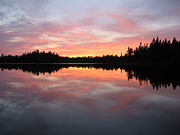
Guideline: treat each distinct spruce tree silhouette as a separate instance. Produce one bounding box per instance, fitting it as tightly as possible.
[0,37,179,65]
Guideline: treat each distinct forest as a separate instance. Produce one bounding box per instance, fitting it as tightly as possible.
[0,37,180,65]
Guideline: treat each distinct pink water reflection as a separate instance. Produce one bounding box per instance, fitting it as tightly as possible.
[0,68,180,135]
[1,67,179,112]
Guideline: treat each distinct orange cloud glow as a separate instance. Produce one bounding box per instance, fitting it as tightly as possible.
[1,13,180,56]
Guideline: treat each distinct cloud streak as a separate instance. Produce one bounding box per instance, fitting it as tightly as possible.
[0,0,180,56]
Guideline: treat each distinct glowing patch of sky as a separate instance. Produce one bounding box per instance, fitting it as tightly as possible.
[0,0,180,56]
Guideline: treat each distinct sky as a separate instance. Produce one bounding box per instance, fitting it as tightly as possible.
[0,0,180,57]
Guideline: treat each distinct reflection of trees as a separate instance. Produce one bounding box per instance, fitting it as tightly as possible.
[0,64,62,75]
[125,67,180,90]
[0,64,179,90]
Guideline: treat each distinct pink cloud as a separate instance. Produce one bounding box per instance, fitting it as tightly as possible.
[105,13,142,33]
[0,14,180,56]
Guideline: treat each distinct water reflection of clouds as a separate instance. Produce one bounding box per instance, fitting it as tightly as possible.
[90,83,139,95]
[32,75,60,81]
[0,68,180,135]
[1,68,179,103]
[8,82,24,88]
[0,68,147,112]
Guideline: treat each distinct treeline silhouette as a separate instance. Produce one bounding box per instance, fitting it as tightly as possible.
[0,64,179,90]
[0,51,121,63]
[125,37,180,64]
[0,50,60,63]
[0,37,179,64]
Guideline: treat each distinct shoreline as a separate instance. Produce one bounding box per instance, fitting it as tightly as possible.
[0,62,179,67]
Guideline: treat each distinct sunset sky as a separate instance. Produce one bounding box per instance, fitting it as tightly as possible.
[0,0,180,57]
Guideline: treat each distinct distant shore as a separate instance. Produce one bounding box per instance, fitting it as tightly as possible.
[1,37,179,65]
[0,62,179,67]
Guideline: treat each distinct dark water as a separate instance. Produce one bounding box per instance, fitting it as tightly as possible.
[0,65,180,135]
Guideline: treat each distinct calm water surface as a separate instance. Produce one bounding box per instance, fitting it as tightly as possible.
[0,67,180,135]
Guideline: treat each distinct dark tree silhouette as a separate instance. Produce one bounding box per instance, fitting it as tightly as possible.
[125,37,180,64]
[0,37,179,65]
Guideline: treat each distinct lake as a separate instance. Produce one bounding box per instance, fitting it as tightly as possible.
[0,65,180,135]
